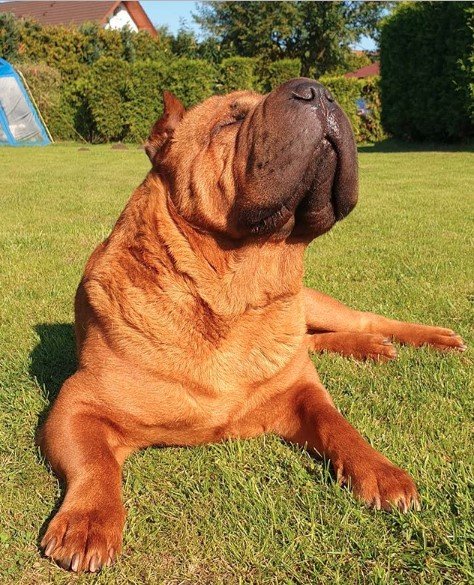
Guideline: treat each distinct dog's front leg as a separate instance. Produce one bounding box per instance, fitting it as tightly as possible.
[264,371,419,511]
[304,287,465,355]
[38,372,133,572]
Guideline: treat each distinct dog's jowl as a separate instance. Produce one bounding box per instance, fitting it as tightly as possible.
[39,79,465,572]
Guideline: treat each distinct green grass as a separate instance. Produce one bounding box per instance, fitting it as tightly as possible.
[0,143,472,584]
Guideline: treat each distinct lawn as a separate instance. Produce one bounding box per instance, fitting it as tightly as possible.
[0,143,472,584]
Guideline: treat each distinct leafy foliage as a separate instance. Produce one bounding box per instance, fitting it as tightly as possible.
[126,61,168,142]
[380,2,473,140]
[195,1,392,77]
[17,63,77,140]
[163,58,217,108]
[0,12,383,144]
[219,57,258,93]
[62,58,216,143]
[83,58,130,142]
[0,15,171,79]
[259,59,302,93]
[0,12,19,61]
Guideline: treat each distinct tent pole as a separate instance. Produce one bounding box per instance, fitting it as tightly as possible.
[17,70,54,143]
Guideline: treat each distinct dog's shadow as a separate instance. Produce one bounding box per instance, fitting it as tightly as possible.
[31,323,77,425]
[30,323,77,548]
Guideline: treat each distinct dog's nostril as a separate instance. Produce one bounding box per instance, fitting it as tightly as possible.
[291,86,317,102]
[291,82,335,105]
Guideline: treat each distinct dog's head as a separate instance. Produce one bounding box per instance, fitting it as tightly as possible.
[146,78,358,242]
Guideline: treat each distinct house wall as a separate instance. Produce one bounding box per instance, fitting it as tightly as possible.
[105,4,138,32]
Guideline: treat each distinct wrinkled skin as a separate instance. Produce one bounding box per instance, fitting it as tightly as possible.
[38,79,465,572]
[231,79,358,239]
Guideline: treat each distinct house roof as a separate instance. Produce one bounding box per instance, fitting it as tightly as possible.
[0,1,156,36]
[345,62,380,78]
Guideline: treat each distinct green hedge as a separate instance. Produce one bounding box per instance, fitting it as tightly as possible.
[126,61,168,142]
[1,17,382,144]
[380,2,473,140]
[163,58,217,107]
[64,58,217,143]
[18,63,77,140]
[0,15,171,79]
[259,59,302,92]
[126,58,217,141]
[19,62,383,144]
[220,57,258,93]
[83,58,130,142]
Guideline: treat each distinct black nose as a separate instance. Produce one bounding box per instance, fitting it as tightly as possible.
[291,80,334,105]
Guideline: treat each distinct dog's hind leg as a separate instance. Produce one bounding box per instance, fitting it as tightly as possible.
[38,371,133,573]
[304,287,465,352]
[306,331,397,361]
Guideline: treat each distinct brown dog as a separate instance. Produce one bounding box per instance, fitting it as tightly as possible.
[39,79,465,572]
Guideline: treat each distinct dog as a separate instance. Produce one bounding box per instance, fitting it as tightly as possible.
[39,79,465,572]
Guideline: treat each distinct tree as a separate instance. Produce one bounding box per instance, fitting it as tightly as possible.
[0,12,20,62]
[194,1,393,77]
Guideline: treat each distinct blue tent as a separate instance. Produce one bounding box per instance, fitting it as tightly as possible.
[0,58,51,146]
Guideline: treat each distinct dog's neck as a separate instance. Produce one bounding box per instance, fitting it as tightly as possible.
[117,174,306,316]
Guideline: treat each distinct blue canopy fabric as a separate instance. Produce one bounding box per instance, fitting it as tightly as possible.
[0,58,51,146]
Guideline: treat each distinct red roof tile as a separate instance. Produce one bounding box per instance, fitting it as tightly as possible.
[345,62,380,78]
[0,1,156,35]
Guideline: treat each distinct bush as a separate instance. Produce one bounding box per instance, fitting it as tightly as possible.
[79,58,216,143]
[17,63,77,141]
[359,77,386,143]
[380,2,473,140]
[220,57,258,93]
[82,58,130,142]
[126,61,168,142]
[1,15,384,144]
[0,12,19,61]
[0,14,169,78]
[163,58,217,107]
[259,59,301,92]
[16,20,89,80]
[132,30,171,61]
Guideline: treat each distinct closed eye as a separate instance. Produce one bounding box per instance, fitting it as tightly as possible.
[211,114,245,137]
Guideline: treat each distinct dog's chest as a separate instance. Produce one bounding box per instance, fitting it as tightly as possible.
[151,293,305,389]
[94,280,304,390]
[200,303,306,389]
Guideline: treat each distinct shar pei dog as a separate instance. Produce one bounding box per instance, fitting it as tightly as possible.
[39,79,465,572]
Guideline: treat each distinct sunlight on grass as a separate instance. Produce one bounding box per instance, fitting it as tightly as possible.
[0,143,472,583]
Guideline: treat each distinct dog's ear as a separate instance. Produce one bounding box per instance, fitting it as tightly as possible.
[145,91,186,164]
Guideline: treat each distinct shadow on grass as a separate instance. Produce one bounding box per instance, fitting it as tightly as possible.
[30,323,76,551]
[30,322,77,427]
[358,138,474,153]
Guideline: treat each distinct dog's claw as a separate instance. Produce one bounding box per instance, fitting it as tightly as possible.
[71,553,80,572]
[107,547,115,566]
[89,554,100,572]
[44,537,56,557]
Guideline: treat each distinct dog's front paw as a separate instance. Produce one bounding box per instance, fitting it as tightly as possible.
[336,457,420,512]
[41,504,125,572]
